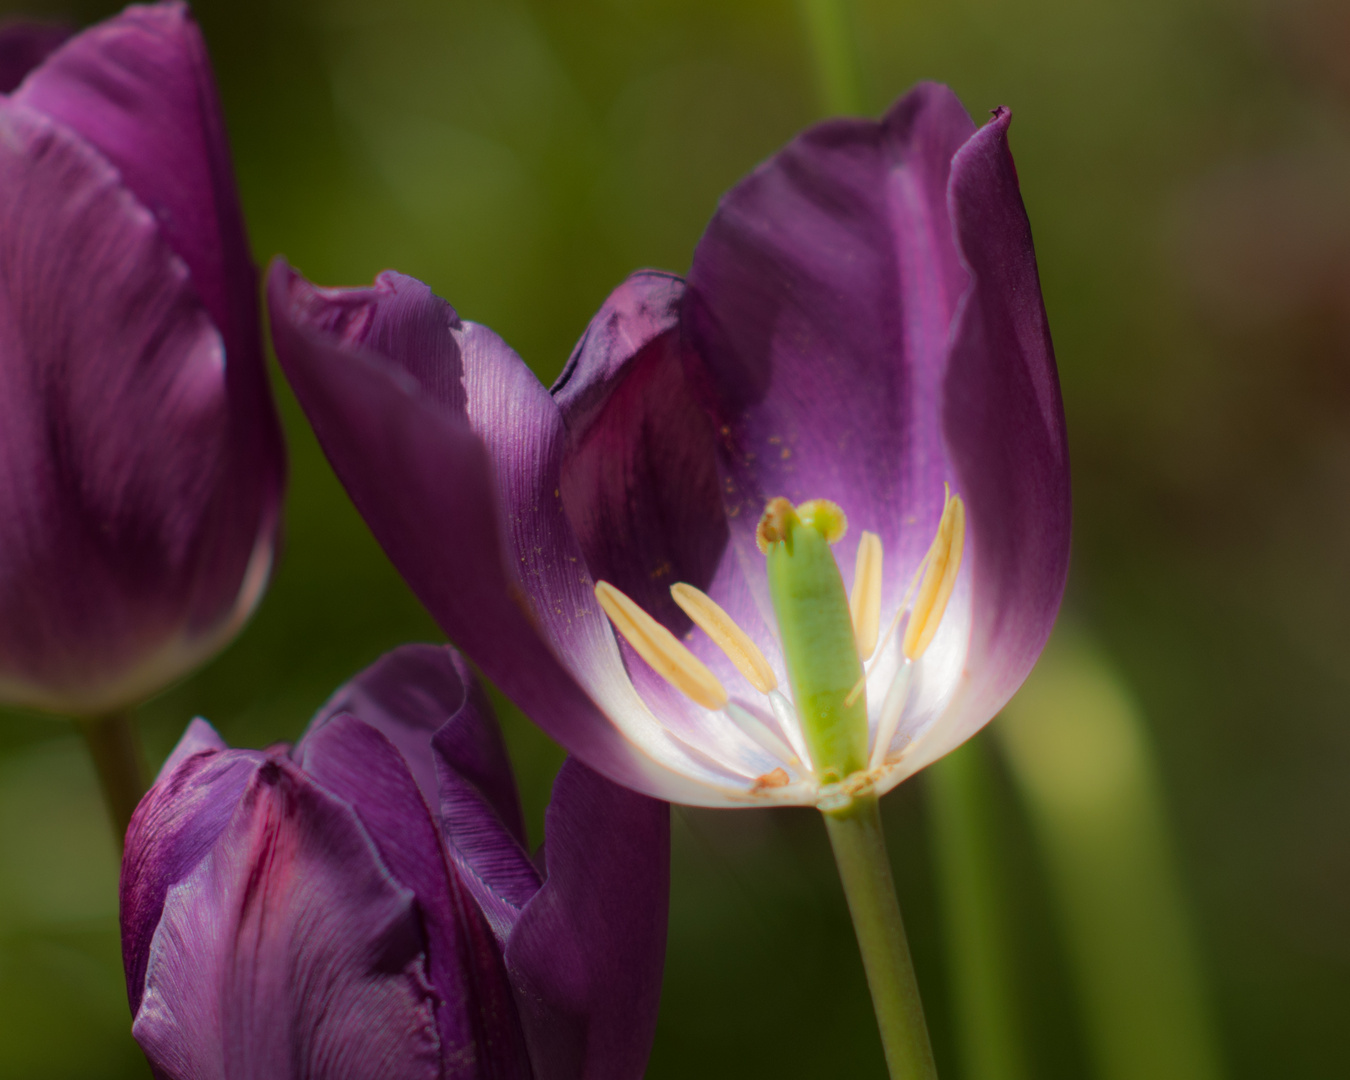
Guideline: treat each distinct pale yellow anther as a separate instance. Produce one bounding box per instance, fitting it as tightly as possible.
[902,494,966,661]
[595,581,729,710]
[850,531,883,661]
[671,583,777,694]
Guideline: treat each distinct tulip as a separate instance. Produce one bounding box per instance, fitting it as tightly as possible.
[122,643,669,1080]
[0,1,285,721]
[268,82,1067,810]
[269,81,1067,1076]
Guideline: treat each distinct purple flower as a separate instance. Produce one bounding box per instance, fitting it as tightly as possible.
[0,2,285,715]
[268,83,1070,807]
[122,644,669,1080]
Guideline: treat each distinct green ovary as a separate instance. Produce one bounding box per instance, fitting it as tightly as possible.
[763,501,868,782]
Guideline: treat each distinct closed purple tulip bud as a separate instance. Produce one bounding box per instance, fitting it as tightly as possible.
[0,2,285,716]
[270,83,1070,809]
[122,645,670,1080]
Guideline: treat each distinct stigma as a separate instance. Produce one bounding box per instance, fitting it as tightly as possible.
[593,489,967,794]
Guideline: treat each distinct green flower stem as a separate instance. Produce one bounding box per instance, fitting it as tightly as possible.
[824,792,938,1080]
[77,709,147,847]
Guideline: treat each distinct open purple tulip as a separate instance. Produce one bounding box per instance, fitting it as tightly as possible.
[269,82,1069,810]
[0,2,285,715]
[122,644,669,1080]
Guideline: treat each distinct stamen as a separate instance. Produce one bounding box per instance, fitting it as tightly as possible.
[843,489,962,709]
[725,703,800,768]
[850,531,883,661]
[671,583,777,693]
[868,660,914,772]
[902,494,966,661]
[769,689,814,773]
[844,548,927,709]
[594,581,728,710]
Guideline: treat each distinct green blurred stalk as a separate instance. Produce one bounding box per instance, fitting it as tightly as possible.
[926,741,1029,1080]
[824,794,938,1080]
[76,709,146,849]
[997,632,1225,1080]
[795,0,866,115]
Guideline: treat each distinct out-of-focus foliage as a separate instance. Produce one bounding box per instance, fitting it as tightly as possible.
[0,0,1347,1076]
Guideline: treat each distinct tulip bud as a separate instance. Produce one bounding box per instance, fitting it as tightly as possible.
[123,646,669,1080]
[0,2,285,718]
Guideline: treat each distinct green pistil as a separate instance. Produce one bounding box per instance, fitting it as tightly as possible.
[760,499,867,781]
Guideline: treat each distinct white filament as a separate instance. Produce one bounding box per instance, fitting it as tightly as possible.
[869,659,914,772]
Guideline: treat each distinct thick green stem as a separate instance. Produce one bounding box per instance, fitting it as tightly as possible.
[77,709,147,848]
[824,793,939,1079]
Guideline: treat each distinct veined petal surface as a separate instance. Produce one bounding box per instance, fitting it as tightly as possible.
[132,758,442,1080]
[13,1,280,480]
[297,713,530,1078]
[124,645,670,1079]
[0,2,285,713]
[0,102,229,711]
[269,260,772,806]
[14,1,284,622]
[890,105,1070,782]
[121,721,260,1014]
[686,82,976,622]
[506,759,670,1080]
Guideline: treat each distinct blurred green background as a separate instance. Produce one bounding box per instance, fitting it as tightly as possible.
[2,0,1349,1076]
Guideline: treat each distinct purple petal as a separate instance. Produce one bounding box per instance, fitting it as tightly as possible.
[269,260,747,804]
[121,723,265,1014]
[306,643,478,809]
[0,101,234,711]
[553,271,729,642]
[13,1,269,416]
[685,82,977,609]
[551,271,792,775]
[904,106,1070,769]
[505,760,670,1080]
[0,21,70,92]
[156,715,229,782]
[295,713,531,1078]
[434,648,529,846]
[434,686,542,943]
[13,1,284,636]
[132,757,442,1080]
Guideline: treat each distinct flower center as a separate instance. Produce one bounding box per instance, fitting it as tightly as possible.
[593,490,966,790]
[757,498,867,783]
